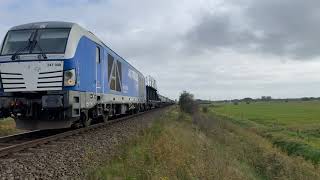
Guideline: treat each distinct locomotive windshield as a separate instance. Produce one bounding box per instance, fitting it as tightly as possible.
[1,28,70,56]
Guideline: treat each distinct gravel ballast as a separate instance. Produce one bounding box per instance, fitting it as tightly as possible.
[0,107,170,179]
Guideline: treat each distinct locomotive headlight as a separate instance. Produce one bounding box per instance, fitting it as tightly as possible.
[64,69,76,86]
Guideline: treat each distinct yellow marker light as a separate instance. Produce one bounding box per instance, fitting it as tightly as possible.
[67,79,75,85]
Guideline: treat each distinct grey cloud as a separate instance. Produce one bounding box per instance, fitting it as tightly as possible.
[186,13,257,55]
[1,0,320,100]
[186,0,320,59]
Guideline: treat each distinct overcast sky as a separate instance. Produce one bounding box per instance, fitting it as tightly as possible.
[1,0,320,100]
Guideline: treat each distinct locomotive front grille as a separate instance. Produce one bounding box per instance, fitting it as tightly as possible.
[38,70,63,89]
[0,61,64,92]
[0,72,26,90]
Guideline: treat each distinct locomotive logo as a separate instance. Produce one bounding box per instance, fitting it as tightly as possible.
[108,56,122,92]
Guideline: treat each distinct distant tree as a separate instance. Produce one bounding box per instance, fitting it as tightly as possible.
[202,106,208,113]
[261,96,272,101]
[242,97,253,104]
[232,99,239,105]
[179,91,198,114]
[301,97,314,101]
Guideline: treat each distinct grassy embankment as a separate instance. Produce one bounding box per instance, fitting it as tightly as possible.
[88,106,320,179]
[213,101,320,164]
[0,118,20,136]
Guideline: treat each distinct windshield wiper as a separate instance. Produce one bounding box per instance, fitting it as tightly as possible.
[32,40,47,59]
[11,31,35,60]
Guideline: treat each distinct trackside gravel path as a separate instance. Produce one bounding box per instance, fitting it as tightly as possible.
[0,107,170,179]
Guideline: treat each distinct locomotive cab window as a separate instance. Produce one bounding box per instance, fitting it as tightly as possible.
[1,28,70,56]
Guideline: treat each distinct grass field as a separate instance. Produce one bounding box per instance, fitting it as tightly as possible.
[212,101,320,164]
[0,118,21,136]
[88,106,320,179]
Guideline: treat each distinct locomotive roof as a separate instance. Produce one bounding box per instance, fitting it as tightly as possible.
[7,21,144,76]
[10,21,75,30]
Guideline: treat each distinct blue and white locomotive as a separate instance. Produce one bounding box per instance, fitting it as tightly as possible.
[0,21,170,130]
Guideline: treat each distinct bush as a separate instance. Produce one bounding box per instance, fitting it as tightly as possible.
[202,106,208,113]
[273,139,320,164]
[179,91,198,114]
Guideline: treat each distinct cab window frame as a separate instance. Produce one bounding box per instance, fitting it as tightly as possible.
[0,28,71,56]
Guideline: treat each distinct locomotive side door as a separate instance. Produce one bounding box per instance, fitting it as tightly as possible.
[95,46,103,95]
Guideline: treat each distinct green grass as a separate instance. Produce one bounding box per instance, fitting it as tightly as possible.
[88,108,260,179]
[212,101,320,164]
[0,118,21,136]
[87,106,320,179]
[214,101,320,127]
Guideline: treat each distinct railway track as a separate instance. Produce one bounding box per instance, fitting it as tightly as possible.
[0,107,165,158]
[0,129,69,157]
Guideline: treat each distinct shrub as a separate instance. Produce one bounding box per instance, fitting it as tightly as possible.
[178,91,198,114]
[202,106,208,113]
